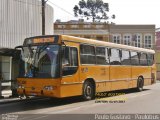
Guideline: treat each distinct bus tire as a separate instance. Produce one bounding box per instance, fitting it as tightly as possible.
[136,77,144,92]
[82,81,95,100]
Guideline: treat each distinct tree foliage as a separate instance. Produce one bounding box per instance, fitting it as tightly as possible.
[73,0,115,22]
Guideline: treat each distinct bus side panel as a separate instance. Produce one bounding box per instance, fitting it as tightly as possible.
[60,84,83,98]
[60,69,82,97]
[80,65,111,93]
[132,66,152,88]
[145,67,152,85]
[110,66,131,90]
[151,64,157,84]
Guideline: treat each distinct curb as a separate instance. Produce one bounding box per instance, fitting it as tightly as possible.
[0,98,21,105]
[0,97,43,105]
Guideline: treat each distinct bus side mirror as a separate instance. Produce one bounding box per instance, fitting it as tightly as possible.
[15,45,23,50]
[13,46,23,59]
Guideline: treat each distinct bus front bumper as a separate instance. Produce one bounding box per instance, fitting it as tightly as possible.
[17,86,60,98]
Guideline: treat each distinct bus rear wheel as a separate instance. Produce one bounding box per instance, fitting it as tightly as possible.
[136,77,144,92]
[82,81,95,100]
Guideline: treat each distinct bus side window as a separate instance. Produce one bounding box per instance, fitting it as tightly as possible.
[80,44,95,64]
[140,53,148,66]
[110,48,121,65]
[121,50,131,65]
[130,51,139,66]
[62,46,78,76]
[147,54,154,66]
[96,47,109,65]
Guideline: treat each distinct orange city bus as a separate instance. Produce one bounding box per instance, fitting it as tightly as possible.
[16,35,156,100]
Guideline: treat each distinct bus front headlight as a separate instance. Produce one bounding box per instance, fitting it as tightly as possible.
[18,85,25,89]
[43,86,54,91]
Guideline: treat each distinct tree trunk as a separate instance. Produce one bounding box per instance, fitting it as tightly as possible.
[92,17,95,22]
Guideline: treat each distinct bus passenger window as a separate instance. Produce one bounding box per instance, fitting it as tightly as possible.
[109,48,121,65]
[96,47,109,65]
[147,54,154,66]
[121,50,131,65]
[140,53,148,66]
[130,52,139,65]
[80,44,95,64]
[62,47,78,76]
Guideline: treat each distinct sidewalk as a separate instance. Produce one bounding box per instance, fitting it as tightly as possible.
[0,90,43,104]
[1,90,12,98]
[0,90,21,104]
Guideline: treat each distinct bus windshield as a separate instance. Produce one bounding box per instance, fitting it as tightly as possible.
[19,44,60,78]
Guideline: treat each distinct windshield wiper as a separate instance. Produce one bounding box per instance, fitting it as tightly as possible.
[32,43,49,77]
[27,44,34,58]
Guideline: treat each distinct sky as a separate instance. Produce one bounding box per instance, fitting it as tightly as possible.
[48,0,160,28]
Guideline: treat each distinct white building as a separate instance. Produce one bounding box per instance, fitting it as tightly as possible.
[0,0,54,48]
[0,0,54,89]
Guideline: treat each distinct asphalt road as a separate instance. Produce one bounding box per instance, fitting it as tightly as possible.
[0,82,160,120]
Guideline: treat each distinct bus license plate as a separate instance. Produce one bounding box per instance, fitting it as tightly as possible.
[31,93,37,96]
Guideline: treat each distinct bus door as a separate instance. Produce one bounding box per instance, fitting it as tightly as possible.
[60,43,80,97]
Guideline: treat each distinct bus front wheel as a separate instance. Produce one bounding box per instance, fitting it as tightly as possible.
[82,81,95,100]
[136,77,144,92]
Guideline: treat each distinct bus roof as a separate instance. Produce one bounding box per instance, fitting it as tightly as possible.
[60,35,155,54]
[24,35,155,54]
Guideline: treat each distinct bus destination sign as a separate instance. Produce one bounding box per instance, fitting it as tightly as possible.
[24,35,60,45]
[33,37,55,43]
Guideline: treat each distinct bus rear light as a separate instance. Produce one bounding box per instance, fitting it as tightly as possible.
[151,73,155,84]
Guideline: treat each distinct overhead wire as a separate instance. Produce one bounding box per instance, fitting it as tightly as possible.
[48,0,75,17]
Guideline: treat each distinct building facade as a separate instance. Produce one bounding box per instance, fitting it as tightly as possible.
[110,25,155,49]
[0,0,54,48]
[54,20,158,79]
[54,20,110,42]
[156,28,160,80]
[0,0,53,88]
[54,20,155,49]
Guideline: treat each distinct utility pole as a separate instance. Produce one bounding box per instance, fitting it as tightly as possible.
[42,0,47,35]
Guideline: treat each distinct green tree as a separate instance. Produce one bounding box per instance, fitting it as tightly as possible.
[73,0,115,22]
